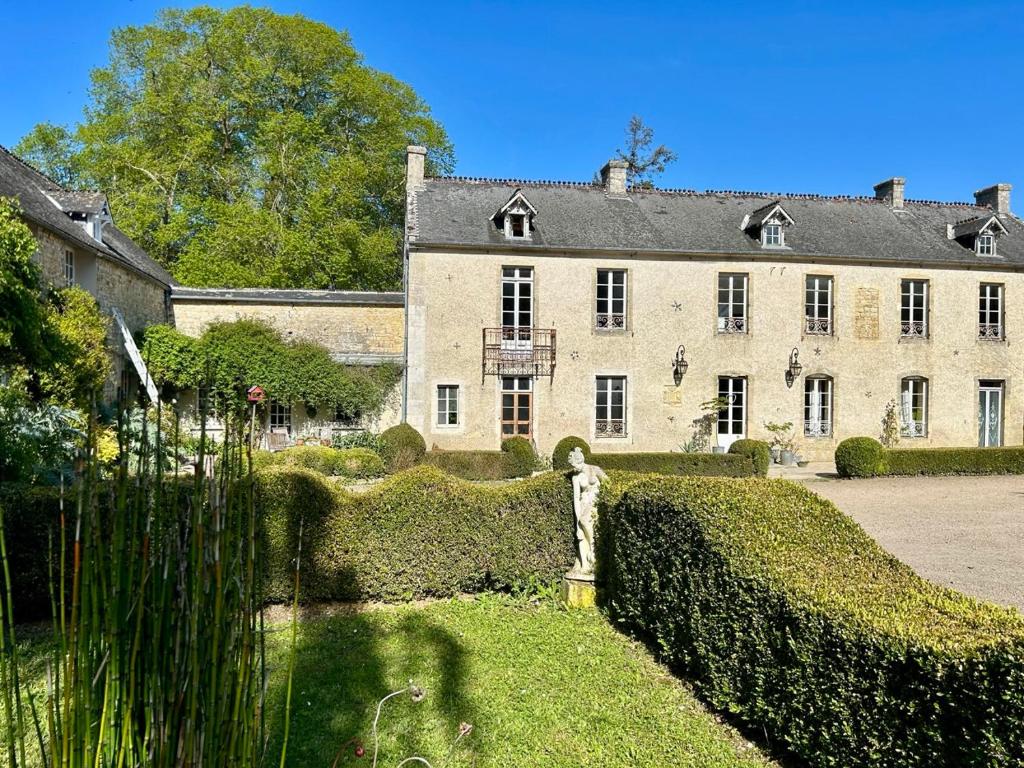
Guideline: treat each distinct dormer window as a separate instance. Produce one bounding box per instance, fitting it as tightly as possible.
[492,189,537,241]
[977,233,995,256]
[949,215,1007,257]
[742,201,794,249]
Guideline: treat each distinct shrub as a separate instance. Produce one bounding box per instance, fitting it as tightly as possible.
[258,465,574,601]
[592,452,753,477]
[552,436,590,470]
[332,430,383,453]
[880,445,1024,477]
[378,423,426,472]
[727,439,771,477]
[0,483,61,620]
[834,436,884,477]
[254,445,385,479]
[424,447,535,481]
[501,436,538,476]
[333,447,385,479]
[599,474,1024,768]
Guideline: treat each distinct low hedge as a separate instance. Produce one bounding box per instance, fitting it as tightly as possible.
[599,475,1024,767]
[727,439,771,477]
[253,445,385,479]
[258,465,574,602]
[423,444,537,481]
[836,438,1024,478]
[592,452,753,477]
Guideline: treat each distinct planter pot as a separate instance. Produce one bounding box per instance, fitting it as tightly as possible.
[711,446,726,454]
[780,450,795,466]
[770,447,781,464]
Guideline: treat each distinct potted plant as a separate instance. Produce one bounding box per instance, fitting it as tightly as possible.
[693,397,731,453]
[764,421,796,465]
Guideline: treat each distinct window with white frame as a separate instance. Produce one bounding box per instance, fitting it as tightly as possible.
[595,376,627,437]
[269,401,292,435]
[977,233,996,256]
[900,378,928,437]
[805,275,833,335]
[717,273,748,333]
[436,385,459,426]
[979,283,1003,340]
[900,279,928,338]
[762,223,783,247]
[596,269,627,330]
[804,377,833,437]
[64,250,75,287]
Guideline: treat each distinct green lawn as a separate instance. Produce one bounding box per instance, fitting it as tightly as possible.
[263,596,776,767]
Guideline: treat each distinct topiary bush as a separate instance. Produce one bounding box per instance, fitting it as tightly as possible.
[252,445,385,479]
[599,474,1024,768]
[552,436,591,470]
[378,423,426,472]
[592,452,753,477]
[258,465,574,601]
[501,436,538,477]
[834,436,885,477]
[727,439,771,477]
[332,447,385,479]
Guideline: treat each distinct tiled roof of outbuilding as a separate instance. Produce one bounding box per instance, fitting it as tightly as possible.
[409,176,1024,269]
[0,146,173,286]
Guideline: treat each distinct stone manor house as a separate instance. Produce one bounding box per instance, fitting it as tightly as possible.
[4,142,1021,460]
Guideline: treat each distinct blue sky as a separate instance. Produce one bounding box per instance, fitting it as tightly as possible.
[2,1,1022,203]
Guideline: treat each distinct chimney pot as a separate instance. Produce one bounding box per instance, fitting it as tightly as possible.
[974,183,1012,215]
[406,145,427,191]
[600,159,629,196]
[873,177,906,209]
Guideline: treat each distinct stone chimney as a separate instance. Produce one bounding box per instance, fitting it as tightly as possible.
[873,177,906,209]
[974,183,1012,215]
[406,145,427,191]
[600,159,629,196]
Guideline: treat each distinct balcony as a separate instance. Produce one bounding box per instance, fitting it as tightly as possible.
[804,317,832,335]
[901,320,927,339]
[717,316,746,334]
[803,420,832,437]
[482,327,556,379]
[979,323,1003,340]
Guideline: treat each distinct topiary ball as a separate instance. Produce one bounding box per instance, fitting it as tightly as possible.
[728,439,771,477]
[379,423,426,472]
[552,436,591,471]
[501,436,538,477]
[835,437,885,478]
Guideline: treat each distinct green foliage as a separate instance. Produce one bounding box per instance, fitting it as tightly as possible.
[0,198,50,370]
[37,287,111,409]
[552,436,591,470]
[834,437,886,478]
[501,436,538,476]
[141,324,203,389]
[331,430,382,453]
[257,445,385,479]
[727,439,771,477]
[881,445,1024,477]
[0,484,62,618]
[592,452,754,477]
[0,374,84,483]
[378,423,426,472]
[763,420,796,452]
[258,465,575,602]
[879,399,901,448]
[423,446,537,481]
[599,474,1024,767]
[17,6,453,290]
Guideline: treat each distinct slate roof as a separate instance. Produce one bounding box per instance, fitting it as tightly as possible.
[0,146,173,286]
[172,287,404,306]
[49,190,108,215]
[409,176,1024,269]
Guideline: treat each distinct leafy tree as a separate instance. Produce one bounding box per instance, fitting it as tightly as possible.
[16,6,453,290]
[0,198,50,370]
[38,287,112,409]
[615,115,677,187]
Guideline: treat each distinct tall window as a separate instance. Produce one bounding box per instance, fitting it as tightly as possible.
[979,380,1004,447]
[501,377,532,437]
[977,233,996,256]
[804,377,833,437]
[762,223,782,247]
[436,385,459,426]
[900,378,927,438]
[595,376,627,437]
[269,401,292,435]
[979,283,1004,340]
[717,273,747,333]
[805,275,833,335]
[64,250,76,287]
[900,279,928,338]
[596,269,627,330]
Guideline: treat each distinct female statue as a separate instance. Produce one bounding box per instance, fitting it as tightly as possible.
[567,447,607,577]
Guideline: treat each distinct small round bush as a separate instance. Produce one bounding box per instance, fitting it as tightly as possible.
[274,445,338,475]
[552,436,591,471]
[501,436,538,477]
[379,423,426,472]
[835,437,885,478]
[728,439,771,477]
[333,447,385,479]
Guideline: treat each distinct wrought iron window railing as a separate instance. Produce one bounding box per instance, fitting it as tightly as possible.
[482,327,556,379]
[978,323,1003,340]
[595,419,626,437]
[804,317,832,335]
[803,420,832,437]
[901,420,927,438]
[595,313,626,330]
[900,321,927,338]
[718,316,746,334]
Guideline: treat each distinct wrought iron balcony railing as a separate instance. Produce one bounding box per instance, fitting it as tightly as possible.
[595,419,626,437]
[717,316,746,334]
[901,420,927,438]
[482,327,556,379]
[900,320,927,338]
[803,420,832,437]
[595,313,625,330]
[804,317,832,335]
[979,323,1004,340]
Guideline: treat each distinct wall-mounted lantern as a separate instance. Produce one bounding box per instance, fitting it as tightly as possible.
[672,345,688,385]
[785,347,803,388]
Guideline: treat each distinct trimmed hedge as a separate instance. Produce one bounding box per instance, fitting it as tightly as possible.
[552,436,591,470]
[424,442,537,481]
[379,423,426,472]
[599,474,1024,767]
[252,446,385,479]
[592,452,753,477]
[258,465,574,602]
[501,436,538,477]
[835,436,885,477]
[727,439,771,477]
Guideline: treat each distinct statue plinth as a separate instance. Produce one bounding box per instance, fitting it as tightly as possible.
[561,571,596,609]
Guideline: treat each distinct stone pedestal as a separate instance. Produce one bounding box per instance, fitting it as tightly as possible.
[560,573,596,609]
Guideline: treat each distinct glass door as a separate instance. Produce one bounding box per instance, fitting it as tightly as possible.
[979,381,1004,447]
[717,376,746,450]
[501,376,532,438]
[501,267,533,351]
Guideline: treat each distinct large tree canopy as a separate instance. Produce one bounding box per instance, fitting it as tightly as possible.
[17,6,453,290]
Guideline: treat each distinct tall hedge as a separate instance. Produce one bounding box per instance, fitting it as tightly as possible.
[598,475,1024,767]
[257,465,574,602]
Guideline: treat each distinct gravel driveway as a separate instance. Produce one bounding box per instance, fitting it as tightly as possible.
[802,474,1024,612]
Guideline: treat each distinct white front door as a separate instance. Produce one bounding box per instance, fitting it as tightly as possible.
[717,376,746,450]
[979,381,1004,447]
